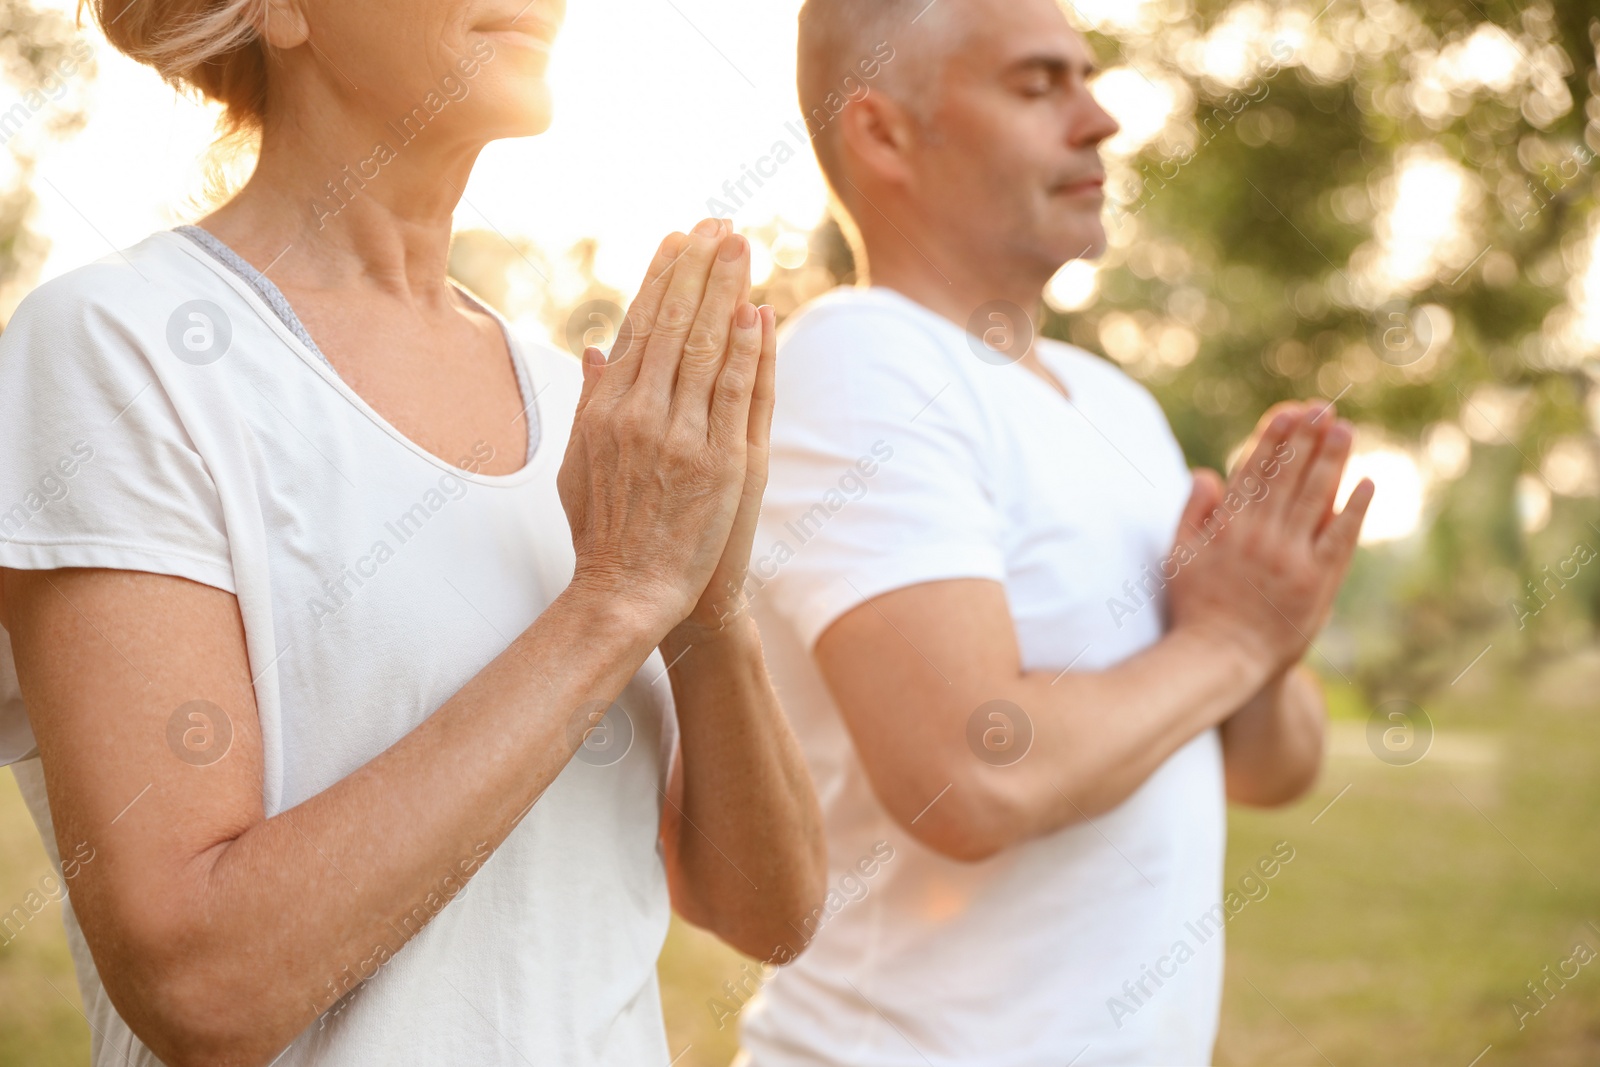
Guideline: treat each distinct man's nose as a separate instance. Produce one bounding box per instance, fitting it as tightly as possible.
[1072,91,1121,149]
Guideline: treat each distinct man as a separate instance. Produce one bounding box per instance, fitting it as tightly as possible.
[735,0,1375,1063]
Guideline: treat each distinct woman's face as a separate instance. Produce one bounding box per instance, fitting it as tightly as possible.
[293,0,567,144]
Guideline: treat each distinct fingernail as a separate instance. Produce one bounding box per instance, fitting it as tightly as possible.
[736,303,758,329]
[693,218,721,237]
[660,232,687,257]
[1328,422,1352,446]
[720,234,748,261]
[1270,412,1294,434]
[760,305,775,328]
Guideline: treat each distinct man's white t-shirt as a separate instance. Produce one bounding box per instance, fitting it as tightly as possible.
[0,231,678,1066]
[739,287,1227,1066]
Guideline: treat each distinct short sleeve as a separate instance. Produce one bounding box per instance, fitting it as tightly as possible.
[0,270,235,592]
[754,301,1006,649]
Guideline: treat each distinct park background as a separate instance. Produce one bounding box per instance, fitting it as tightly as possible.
[1,0,1598,1062]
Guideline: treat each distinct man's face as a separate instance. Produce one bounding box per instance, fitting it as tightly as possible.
[909,0,1120,276]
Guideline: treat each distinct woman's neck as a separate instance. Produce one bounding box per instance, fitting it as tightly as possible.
[198,117,484,311]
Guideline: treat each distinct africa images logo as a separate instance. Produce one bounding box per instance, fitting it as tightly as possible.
[166,300,233,365]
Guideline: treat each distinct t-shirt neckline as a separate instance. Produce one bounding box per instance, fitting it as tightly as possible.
[163,229,549,488]
[854,284,1077,400]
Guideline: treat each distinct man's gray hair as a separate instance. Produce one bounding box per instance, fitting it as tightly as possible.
[796,0,966,197]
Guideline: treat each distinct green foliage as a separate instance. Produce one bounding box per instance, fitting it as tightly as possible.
[1049,0,1600,690]
[0,0,93,304]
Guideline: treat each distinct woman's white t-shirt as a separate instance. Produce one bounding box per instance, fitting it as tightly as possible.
[741,287,1226,1066]
[0,231,678,1066]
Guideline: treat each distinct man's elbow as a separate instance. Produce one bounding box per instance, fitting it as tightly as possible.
[893,776,1030,864]
[905,771,1151,858]
[914,830,1008,865]
[1227,755,1322,808]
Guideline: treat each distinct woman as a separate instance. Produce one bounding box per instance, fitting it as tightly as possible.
[0,0,826,1064]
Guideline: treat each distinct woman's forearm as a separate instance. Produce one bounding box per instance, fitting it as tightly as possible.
[662,618,826,962]
[134,582,661,1064]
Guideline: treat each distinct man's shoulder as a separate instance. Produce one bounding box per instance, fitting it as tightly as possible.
[782,287,963,360]
[1044,339,1169,416]
[771,288,986,436]
[775,286,980,406]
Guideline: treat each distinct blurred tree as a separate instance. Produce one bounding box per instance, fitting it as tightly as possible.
[1062,0,1600,694]
[0,0,94,313]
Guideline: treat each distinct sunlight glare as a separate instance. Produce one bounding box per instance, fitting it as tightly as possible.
[1095,68,1183,157]
[1045,259,1100,313]
[1568,220,1600,353]
[1061,0,1161,34]
[1440,24,1524,94]
[1361,145,1475,298]
[1516,474,1552,534]
[1541,437,1600,498]
[1339,444,1424,544]
[748,235,776,288]
[1422,422,1472,482]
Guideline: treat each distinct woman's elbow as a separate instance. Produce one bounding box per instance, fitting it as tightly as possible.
[101,921,293,1067]
[111,976,253,1067]
[686,856,831,966]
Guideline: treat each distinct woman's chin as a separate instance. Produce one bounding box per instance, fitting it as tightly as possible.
[469,91,555,141]
[508,107,555,139]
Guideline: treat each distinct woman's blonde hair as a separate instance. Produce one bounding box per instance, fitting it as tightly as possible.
[84,0,270,133]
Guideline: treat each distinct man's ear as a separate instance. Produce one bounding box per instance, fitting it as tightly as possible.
[836,91,920,192]
[254,0,311,50]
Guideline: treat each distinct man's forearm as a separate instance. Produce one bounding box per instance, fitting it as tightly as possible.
[663,619,825,961]
[947,627,1278,858]
[1219,666,1325,806]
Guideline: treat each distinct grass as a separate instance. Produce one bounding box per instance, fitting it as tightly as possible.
[4,652,1597,1065]
[0,770,90,1067]
[1213,649,1600,1067]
